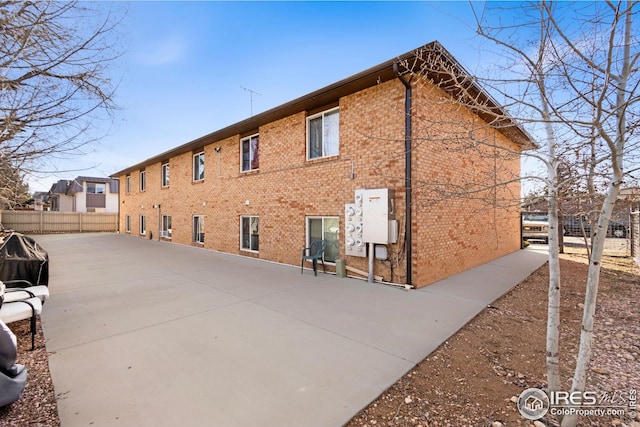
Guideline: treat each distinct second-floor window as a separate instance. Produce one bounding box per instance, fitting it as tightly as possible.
[87,183,106,194]
[125,175,131,193]
[193,152,205,182]
[307,108,339,160]
[140,171,146,191]
[241,134,259,172]
[161,163,170,187]
[86,182,106,209]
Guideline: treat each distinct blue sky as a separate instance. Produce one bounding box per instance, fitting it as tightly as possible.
[29,1,491,192]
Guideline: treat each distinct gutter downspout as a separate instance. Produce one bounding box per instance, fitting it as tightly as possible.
[394,62,413,287]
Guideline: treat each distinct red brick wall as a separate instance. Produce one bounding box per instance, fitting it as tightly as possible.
[117,78,522,288]
[410,81,522,285]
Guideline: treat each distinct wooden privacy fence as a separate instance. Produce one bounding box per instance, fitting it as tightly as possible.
[0,211,119,234]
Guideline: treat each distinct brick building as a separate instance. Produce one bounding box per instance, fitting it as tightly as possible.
[112,42,533,288]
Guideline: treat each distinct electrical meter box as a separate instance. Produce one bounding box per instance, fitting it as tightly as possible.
[362,188,395,244]
[345,189,395,256]
[344,203,365,257]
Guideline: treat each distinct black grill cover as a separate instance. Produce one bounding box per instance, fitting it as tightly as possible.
[0,232,49,287]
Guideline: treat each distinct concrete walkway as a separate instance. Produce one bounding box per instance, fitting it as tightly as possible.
[37,233,548,427]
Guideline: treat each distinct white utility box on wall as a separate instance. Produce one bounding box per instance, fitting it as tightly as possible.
[362,188,395,244]
[345,188,396,258]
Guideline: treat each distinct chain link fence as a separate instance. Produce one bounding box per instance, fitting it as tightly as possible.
[561,234,631,257]
[522,212,634,257]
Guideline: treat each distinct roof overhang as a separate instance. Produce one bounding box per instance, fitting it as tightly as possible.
[112,41,534,177]
[408,42,536,150]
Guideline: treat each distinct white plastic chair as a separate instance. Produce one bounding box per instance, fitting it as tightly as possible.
[3,285,49,304]
[0,283,43,350]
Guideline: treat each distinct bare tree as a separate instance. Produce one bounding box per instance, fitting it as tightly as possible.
[0,152,30,209]
[0,1,124,206]
[386,2,638,426]
[467,2,638,426]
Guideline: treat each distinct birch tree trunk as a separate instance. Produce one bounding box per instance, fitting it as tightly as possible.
[462,4,639,425]
[543,112,562,399]
[545,162,562,398]
[561,4,633,426]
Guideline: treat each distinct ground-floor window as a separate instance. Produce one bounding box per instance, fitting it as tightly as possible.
[240,216,259,252]
[125,215,131,233]
[306,216,339,263]
[140,215,146,235]
[193,215,204,244]
[161,215,172,239]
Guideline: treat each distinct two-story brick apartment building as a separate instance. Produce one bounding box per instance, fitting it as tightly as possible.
[112,42,533,288]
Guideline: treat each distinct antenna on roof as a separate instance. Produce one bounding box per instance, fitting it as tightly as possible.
[240,86,262,116]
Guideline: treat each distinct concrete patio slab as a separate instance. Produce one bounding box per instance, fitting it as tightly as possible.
[255,280,487,363]
[42,273,244,351]
[35,233,548,427]
[419,248,549,303]
[48,301,413,427]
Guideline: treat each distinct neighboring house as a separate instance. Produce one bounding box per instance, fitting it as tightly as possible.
[31,192,50,211]
[48,176,119,213]
[112,41,534,288]
[619,187,640,211]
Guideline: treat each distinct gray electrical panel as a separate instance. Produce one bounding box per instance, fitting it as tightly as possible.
[344,202,366,257]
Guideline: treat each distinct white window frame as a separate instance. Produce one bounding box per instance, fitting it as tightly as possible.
[161,163,170,187]
[193,151,205,182]
[307,107,339,160]
[240,134,259,172]
[193,215,204,244]
[306,216,339,263]
[161,215,172,239]
[125,176,131,194]
[240,215,259,252]
[140,170,146,191]
[87,182,106,194]
[140,215,146,235]
[125,215,131,233]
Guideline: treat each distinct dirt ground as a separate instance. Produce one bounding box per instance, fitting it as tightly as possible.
[1,251,638,427]
[346,252,640,427]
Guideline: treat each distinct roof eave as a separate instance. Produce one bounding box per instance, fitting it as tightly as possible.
[111,41,535,177]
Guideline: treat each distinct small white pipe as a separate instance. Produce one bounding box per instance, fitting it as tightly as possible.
[368,242,374,283]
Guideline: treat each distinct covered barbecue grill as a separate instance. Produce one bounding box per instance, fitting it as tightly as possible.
[0,232,49,287]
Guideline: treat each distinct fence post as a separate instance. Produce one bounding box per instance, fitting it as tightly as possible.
[631,210,638,262]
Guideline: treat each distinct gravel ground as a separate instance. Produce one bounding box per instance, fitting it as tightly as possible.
[346,254,640,427]
[1,253,638,427]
